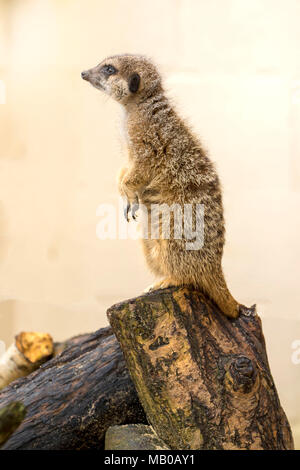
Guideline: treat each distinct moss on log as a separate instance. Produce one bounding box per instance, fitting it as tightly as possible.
[107,286,294,450]
[0,402,26,447]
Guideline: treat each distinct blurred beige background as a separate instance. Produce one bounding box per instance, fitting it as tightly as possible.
[0,0,299,448]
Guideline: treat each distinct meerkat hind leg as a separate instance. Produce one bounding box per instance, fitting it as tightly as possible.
[145,277,183,293]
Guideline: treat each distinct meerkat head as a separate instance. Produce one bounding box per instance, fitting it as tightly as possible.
[81,54,162,105]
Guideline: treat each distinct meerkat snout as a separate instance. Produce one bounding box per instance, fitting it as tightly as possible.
[81,71,89,80]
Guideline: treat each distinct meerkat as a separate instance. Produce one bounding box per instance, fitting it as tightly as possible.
[82,54,250,319]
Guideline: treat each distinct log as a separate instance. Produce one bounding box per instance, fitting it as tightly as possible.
[107,286,294,450]
[0,327,146,449]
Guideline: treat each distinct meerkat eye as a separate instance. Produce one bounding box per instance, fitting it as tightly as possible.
[102,64,117,76]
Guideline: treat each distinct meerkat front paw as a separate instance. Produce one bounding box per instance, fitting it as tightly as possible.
[118,171,139,221]
[123,195,139,222]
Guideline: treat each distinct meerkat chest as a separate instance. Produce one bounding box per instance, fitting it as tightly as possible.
[118,108,130,145]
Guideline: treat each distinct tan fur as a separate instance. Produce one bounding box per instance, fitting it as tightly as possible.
[82,54,241,318]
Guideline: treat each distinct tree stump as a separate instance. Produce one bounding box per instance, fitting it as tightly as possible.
[107,286,294,450]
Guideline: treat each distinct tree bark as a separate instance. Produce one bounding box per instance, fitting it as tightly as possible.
[0,327,146,450]
[107,286,294,450]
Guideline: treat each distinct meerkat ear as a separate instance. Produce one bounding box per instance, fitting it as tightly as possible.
[128,73,140,93]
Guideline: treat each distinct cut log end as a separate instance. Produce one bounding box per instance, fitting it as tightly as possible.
[15,332,53,364]
[0,332,54,391]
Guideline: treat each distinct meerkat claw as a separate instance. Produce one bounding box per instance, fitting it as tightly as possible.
[123,200,131,222]
[123,196,139,221]
[131,198,139,220]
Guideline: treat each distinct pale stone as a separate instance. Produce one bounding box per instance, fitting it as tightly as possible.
[105,424,170,450]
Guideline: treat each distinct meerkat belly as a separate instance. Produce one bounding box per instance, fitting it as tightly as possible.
[138,181,223,257]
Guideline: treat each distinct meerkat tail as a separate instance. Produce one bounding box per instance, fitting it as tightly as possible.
[199,269,239,319]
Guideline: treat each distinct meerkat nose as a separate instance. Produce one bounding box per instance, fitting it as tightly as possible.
[81,70,89,80]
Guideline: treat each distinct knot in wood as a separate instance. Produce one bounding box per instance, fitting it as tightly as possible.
[229,355,256,393]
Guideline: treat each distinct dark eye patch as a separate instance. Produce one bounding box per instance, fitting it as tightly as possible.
[128,73,140,93]
[101,64,117,76]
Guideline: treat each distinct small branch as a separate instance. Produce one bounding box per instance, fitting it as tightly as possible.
[0,332,53,390]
